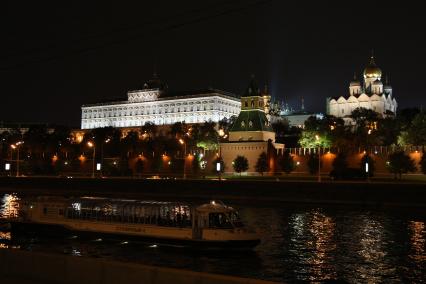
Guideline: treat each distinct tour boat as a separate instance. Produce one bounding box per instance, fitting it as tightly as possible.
[11,196,260,249]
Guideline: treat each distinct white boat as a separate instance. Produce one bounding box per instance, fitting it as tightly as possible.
[12,197,260,249]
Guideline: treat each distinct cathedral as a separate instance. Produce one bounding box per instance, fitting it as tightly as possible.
[81,74,241,129]
[327,54,398,123]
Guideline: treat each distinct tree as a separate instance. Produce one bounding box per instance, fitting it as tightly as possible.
[280,150,295,174]
[350,107,379,129]
[299,131,331,148]
[332,152,348,176]
[307,153,319,175]
[170,122,187,138]
[361,154,375,177]
[141,122,157,141]
[255,152,269,176]
[135,159,144,177]
[121,131,140,154]
[420,154,426,175]
[272,119,289,141]
[218,116,237,137]
[387,151,417,179]
[191,153,202,176]
[406,112,426,146]
[375,117,399,146]
[233,155,248,175]
[196,121,219,151]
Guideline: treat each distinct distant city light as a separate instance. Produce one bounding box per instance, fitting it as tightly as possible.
[5,163,10,171]
[96,163,101,171]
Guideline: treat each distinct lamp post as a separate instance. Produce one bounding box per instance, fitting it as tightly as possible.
[100,138,110,176]
[179,138,187,179]
[87,141,96,178]
[366,129,372,181]
[315,135,321,183]
[10,141,23,177]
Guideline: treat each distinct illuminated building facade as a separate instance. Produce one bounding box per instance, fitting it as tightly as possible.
[220,77,284,174]
[81,74,240,129]
[327,54,398,123]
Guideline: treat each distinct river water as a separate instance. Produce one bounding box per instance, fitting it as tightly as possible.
[1,193,425,283]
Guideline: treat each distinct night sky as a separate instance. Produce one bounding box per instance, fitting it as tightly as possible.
[1,1,425,127]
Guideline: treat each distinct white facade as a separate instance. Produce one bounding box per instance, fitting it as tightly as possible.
[81,88,240,129]
[327,55,397,122]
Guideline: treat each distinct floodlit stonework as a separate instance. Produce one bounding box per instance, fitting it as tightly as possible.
[327,54,397,123]
[220,77,284,174]
[81,74,240,129]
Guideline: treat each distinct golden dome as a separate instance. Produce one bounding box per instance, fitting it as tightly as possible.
[363,56,382,78]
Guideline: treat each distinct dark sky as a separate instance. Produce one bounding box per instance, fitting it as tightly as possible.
[1,1,425,127]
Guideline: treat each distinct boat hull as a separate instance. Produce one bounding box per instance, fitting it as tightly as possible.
[10,221,260,250]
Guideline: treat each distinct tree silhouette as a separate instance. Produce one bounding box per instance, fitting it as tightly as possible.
[280,150,295,174]
[332,152,348,176]
[387,150,416,179]
[233,155,248,176]
[307,153,319,175]
[255,152,269,176]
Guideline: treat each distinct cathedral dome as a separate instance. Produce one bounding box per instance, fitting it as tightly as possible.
[363,56,382,78]
[350,80,361,86]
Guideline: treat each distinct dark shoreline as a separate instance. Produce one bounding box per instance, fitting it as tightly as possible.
[1,177,426,209]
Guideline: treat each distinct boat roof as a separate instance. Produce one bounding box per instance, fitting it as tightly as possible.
[196,202,234,213]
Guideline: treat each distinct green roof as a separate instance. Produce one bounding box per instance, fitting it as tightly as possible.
[230,109,273,132]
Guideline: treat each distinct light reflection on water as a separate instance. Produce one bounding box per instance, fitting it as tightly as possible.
[0,193,425,282]
[0,193,20,219]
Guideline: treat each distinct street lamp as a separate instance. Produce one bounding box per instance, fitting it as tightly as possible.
[10,141,24,177]
[365,129,373,181]
[87,141,96,178]
[315,135,321,183]
[100,138,111,176]
[179,138,187,179]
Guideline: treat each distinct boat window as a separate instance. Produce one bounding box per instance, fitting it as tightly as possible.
[64,200,192,228]
[208,213,233,229]
[228,211,244,228]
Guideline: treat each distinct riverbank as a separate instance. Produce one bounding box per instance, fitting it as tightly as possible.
[1,177,425,208]
[0,249,276,284]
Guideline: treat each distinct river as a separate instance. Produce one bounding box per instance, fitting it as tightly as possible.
[1,193,425,283]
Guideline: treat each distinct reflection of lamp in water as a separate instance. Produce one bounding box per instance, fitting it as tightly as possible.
[1,194,20,218]
[409,221,425,259]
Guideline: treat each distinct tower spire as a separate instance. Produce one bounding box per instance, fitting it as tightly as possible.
[370,49,376,65]
[301,96,305,111]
